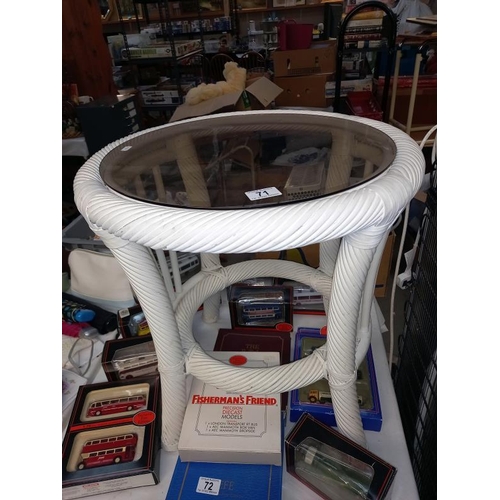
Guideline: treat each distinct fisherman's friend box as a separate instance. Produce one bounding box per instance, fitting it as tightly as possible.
[62,376,161,499]
[178,351,282,465]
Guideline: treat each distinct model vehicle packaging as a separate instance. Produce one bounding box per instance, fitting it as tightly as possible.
[228,284,293,330]
[62,376,161,499]
[167,412,286,500]
[178,351,282,465]
[117,304,150,337]
[289,328,382,431]
[101,335,158,382]
[213,327,292,411]
[275,279,326,314]
[285,413,397,500]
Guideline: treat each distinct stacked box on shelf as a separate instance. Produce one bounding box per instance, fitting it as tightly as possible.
[271,41,337,108]
[121,40,202,60]
[140,81,196,107]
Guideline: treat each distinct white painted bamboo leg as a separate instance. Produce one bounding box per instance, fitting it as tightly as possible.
[102,235,186,451]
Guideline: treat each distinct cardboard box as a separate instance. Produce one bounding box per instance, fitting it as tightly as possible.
[166,456,283,500]
[167,412,286,499]
[272,41,337,77]
[141,81,196,106]
[274,74,333,108]
[289,328,382,431]
[255,232,395,299]
[178,351,282,465]
[62,377,161,499]
[375,81,437,126]
[170,77,283,122]
[286,413,397,500]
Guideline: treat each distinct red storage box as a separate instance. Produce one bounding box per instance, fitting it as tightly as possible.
[346,91,383,121]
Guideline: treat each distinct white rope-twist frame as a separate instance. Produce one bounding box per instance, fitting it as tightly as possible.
[74,110,425,450]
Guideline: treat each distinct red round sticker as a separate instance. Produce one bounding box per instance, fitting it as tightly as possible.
[320,326,327,336]
[276,322,293,333]
[229,355,248,366]
[133,410,156,426]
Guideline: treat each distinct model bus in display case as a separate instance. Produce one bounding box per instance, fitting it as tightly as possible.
[86,394,146,417]
[77,433,138,470]
[112,353,159,380]
[236,291,285,326]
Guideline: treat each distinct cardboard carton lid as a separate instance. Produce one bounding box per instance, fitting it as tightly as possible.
[170,77,283,122]
[246,77,283,107]
[170,90,241,122]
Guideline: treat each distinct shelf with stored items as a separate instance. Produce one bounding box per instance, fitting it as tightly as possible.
[101,0,229,24]
[110,0,237,125]
[333,1,397,122]
[235,1,324,14]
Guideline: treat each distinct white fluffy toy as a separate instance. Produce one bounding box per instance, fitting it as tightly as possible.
[185,61,247,106]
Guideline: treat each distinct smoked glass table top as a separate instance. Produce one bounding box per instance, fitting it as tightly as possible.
[100,113,397,210]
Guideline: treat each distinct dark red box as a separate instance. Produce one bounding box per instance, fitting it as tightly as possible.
[213,328,292,411]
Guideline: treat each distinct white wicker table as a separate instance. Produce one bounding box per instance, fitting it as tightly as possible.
[74,110,425,452]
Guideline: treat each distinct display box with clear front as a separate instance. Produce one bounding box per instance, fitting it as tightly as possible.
[101,335,158,382]
[62,376,161,499]
[285,413,397,500]
[289,328,382,431]
[275,279,326,314]
[118,304,150,338]
[228,284,293,330]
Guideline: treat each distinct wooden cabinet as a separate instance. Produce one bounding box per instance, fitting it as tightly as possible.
[63,0,116,99]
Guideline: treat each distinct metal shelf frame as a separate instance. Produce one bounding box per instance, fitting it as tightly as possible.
[333,1,397,122]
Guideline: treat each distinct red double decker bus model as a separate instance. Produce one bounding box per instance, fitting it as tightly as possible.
[78,433,138,470]
[86,395,146,417]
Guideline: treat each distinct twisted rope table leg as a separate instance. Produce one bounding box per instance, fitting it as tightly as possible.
[105,238,187,451]
[200,253,222,323]
[319,239,341,312]
[326,230,384,446]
